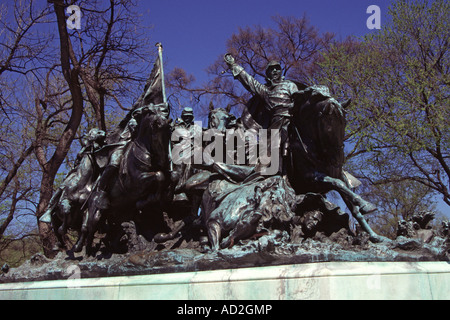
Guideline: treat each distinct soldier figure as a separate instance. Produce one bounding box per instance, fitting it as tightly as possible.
[174,107,195,129]
[42,128,106,224]
[224,54,302,176]
[171,107,202,201]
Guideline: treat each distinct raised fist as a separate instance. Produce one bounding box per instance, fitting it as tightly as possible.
[224,53,235,66]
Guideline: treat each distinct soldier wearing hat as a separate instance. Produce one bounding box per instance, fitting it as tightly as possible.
[224,54,301,176]
[172,107,201,141]
[171,107,202,202]
[177,107,195,128]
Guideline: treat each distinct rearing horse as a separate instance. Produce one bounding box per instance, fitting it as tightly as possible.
[242,85,384,242]
[152,106,242,244]
[74,109,171,254]
[287,86,383,241]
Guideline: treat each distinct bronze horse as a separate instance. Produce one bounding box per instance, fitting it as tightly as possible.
[152,106,240,244]
[73,109,171,254]
[287,86,383,241]
[243,85,384,242]
[41,128,106,251]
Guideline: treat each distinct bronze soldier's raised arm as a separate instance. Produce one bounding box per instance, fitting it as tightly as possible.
[224,54,299,114]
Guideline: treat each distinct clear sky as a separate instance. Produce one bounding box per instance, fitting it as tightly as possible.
[138,0,394,83]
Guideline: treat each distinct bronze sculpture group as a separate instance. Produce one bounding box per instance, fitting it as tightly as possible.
[41,52,388,256]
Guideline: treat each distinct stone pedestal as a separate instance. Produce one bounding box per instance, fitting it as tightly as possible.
[0,262,448,300]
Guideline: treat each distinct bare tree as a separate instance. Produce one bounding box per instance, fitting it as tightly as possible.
[0,0,155,258]
[167,14,334,116]
[63,0,154,131]
[0,0,53,76]
[0,1,54,257]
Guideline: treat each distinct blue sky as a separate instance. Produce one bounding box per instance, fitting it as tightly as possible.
[138,0,394,83]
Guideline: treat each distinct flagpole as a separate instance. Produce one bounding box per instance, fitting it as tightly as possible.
[155,43,173,171]
[155,42,167,104]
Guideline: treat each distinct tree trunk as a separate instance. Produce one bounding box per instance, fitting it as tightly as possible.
[35,1,85,258]
[36,170,59,258]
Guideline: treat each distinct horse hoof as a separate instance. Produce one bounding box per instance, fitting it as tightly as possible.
[72,244,83,253]
[220,238,231,249]
[369,234,392,244]
[200,244,211,253]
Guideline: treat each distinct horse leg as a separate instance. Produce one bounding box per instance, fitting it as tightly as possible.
[187,193,202,218]
[88,209,103,256]
[82,200,103,256]
[136,171,165,210]
[207,220,221,251]
[50,210,66,250]
[58,198,71,237]
[319,176,389,243]
[43,187,63,222]
[72,208,89,253]
[340,196,387,243]
[50,197,72,251]
[316,174,377,214]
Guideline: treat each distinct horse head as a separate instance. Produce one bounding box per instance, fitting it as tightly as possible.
[208,105,236,133]
[135,110,171,170]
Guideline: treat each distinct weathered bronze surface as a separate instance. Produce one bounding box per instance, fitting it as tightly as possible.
[2,50,448,283]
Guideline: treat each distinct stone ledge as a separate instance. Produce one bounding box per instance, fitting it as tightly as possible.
[0,261,449,300]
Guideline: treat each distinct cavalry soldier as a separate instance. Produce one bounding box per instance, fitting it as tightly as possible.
[93,103,168,210]
[224,54,301,176]
[224,54,377,216]
[173,107,195,130]
[41,128,106,224]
